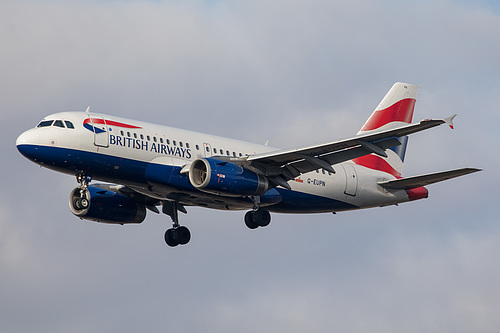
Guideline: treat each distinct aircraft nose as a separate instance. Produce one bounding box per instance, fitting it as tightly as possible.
[16,128,40,146]
[16,129,40,158]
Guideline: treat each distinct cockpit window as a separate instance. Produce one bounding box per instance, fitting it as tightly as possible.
[53,120,65,128]
[37,120,54,128]
[36,119,76,129]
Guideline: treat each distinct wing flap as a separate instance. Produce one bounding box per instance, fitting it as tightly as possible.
[377,168,481,190]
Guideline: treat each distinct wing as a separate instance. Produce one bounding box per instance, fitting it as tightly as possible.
[243,116,455,189]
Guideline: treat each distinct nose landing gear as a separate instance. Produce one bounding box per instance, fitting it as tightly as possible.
[72,196,89,210]
[73,173,92,211]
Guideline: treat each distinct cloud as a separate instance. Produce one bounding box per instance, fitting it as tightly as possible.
[1,0,499,332]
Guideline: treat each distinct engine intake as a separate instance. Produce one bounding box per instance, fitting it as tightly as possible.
[189,158,269,197]
[69,186,146,224]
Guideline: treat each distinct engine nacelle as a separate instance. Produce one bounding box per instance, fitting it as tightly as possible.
[69,186,146,224]
[189,158,270,197]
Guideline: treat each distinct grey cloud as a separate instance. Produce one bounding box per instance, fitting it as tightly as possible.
[1,0,498,332]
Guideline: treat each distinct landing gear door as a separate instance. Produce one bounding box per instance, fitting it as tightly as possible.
[342,164,358,196]
[90,116,109,148]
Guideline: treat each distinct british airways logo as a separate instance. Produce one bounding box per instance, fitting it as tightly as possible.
[83,118,142,133]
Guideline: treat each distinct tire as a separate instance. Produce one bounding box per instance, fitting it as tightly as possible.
[80,197,89,209]
[244,211,259,229]
[164,229,179,247]
[73,198,82,210]
[173,226,191,245]
[254,208,271,227]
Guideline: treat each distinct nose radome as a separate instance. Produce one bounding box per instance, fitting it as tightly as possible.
[16,128,40,147]
[16,129,40,159]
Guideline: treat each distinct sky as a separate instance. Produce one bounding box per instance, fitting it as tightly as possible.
[1,0,499,332]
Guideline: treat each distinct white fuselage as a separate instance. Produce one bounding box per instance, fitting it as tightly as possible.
[16,111,413,214]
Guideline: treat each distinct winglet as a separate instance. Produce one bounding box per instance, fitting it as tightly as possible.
[444,114,457,129]
[85,106,91,113]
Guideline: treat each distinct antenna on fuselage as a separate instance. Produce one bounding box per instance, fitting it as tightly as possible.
[85,106,90,113]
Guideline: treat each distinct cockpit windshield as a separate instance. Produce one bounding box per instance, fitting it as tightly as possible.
[37,120,54,128]
[36,119,75,129]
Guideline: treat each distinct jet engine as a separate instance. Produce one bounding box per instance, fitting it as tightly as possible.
[188,158,270,197]
[69,186,146,224]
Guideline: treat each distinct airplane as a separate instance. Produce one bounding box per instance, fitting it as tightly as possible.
[16,82,480,247]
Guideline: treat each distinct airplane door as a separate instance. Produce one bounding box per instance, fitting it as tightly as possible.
[342,164,358,196]
[90,116,109,148]
[203,143,212,157]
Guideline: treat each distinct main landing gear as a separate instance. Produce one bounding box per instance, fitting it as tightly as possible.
[244,197,271,229]
[161,200,271,247]
[162,201,191,247]
[244,208,271,229]
[72,173,92,210]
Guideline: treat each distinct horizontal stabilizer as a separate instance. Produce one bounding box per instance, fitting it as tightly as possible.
[378,168,481,190]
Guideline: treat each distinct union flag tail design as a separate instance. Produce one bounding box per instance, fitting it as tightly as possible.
[353,82,418,178]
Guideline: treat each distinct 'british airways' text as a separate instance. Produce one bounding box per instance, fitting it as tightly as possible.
[109,134,192,159]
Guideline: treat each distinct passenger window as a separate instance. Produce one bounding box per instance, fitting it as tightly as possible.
[127,132,131,137]
[226,150,230,156]
[37,120,54,127]
[179,142,183,147]
[167,139,170,145]
[220,149,223,154]
[213,148,217,153]
[186,143,190,149]
[134,133,137,138]
[140,134,144,140]
[153,137,157,142]
[173,140,177,146]
[64,121,75,129]
[160,138,163,144]
[147,135,150,141]
[120,130,124,136]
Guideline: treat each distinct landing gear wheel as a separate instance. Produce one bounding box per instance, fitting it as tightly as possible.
[174,226,191,245]
[165,229,179,247]
[245,211,259,229]
[245,208,271,229]
[254,208,271,227]
[164,226,191,247]
[72,197,89,210]
[79,197,89,209]
[73,198,82,210]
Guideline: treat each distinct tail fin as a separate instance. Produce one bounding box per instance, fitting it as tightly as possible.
[353,82,418,178]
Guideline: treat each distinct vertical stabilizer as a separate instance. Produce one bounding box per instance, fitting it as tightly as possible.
[353,82,418,178]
